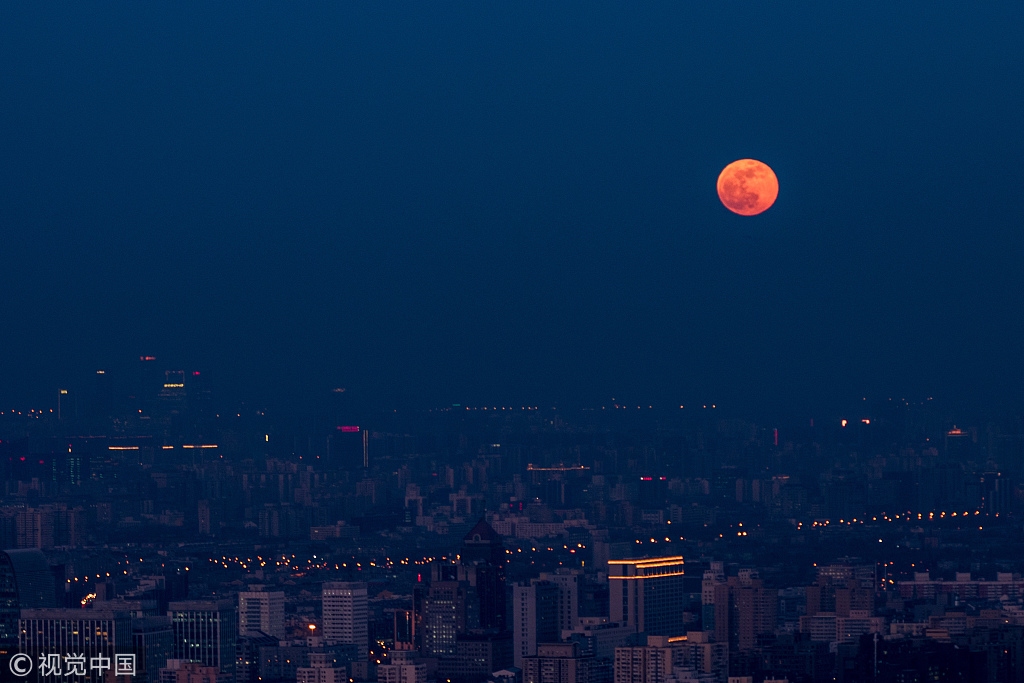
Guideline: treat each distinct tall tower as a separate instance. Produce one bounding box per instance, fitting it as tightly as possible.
[460,518,507,632]
[608,556,685,637]
[322,581,368,659]
[513,581,559,667]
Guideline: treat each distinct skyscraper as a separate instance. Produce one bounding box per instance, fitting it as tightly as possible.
[711,570,777,653]
[459,518,507,632]
[239,589,286,640]
[513,580,560,667]
[322,582,368,659]
[0,549,58,646]
[539,569,581,633]
[19,608,132,683]
[608,556,685,637]
[422,577,470,658]
[169,599,237,678]
[133,615,173,683]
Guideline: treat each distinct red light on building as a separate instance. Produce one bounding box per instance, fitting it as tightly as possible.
[140,356,156,361]
[339,426,360,432]
[193,371,200,375]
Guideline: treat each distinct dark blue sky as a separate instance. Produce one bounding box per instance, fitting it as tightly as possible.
[2,2,1023,412]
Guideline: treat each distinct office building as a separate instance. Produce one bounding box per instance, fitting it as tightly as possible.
[0,548,58,646]
[19,608,132,683]
[710,571,777,653]
[322,581,368,659]
[540,569,581,633]
[514,580,560,667]
[238,589,285,640]
[169,599,236,678]
[460,518,508,631]
[133,615,173,683]
[609,557,685,637]
[422,578,469,658]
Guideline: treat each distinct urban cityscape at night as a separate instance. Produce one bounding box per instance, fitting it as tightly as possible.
[3,363,1024,682]
[3,2,1024,682]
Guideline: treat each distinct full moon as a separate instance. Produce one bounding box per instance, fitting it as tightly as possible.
[717,159,778,216]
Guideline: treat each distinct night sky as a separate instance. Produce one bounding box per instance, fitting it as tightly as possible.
[2,2,1023,413]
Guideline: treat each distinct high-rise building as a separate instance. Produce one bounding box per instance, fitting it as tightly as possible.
[679,631,728,683]
[239,589,285,640]
[322,582,368,659]
[609,556,685,637]
[539,569,581,633]
[514,580,560,667]
[19,608,132,683]
[422,519,508,661]
[0,549,58,646]
[133,615,173,683]
[711,571,777,653]
[422,579,469,658]
[169,599,237,678]
[613,635,688,683]
[460,518,508,632]
[236,631,280,683]
[701,563,726,633]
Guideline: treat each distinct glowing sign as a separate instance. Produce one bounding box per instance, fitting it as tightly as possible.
[163,383,184,388]
[339,426,360,432]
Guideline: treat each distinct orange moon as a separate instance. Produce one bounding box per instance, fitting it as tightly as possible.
[717,159,778,216]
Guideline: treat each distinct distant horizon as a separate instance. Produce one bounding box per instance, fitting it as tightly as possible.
[1,354,1018,431]
[3,3,1023,428]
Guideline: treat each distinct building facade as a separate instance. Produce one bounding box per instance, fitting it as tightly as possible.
[169,599,236,678]
[609,557,685,637]
[322,581,368,659]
